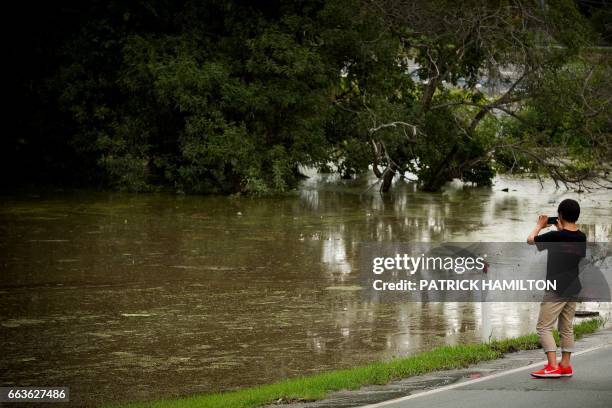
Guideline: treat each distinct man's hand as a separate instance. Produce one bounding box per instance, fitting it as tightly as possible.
[537,214,548,229]
[527,214,548,244]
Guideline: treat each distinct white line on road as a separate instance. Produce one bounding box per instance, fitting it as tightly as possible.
[360,343,610,408]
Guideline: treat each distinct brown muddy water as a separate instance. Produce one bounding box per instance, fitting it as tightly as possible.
[1,175,611,406]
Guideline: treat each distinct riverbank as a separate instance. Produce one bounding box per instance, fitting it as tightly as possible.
[107,318,604,408]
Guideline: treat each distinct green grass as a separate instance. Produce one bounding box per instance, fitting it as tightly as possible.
[108,318,605,408]
[490,316,605,354]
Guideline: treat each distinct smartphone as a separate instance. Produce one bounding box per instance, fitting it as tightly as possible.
[547,216,558,225]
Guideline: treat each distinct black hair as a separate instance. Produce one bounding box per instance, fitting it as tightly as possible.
[558,198,580,223]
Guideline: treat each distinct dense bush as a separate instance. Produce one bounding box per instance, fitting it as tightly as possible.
[7,0,611,193]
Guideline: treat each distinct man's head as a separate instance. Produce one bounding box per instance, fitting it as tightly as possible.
[558,199,580,223]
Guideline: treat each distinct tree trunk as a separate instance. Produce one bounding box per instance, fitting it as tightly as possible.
[422,143,459,192]
[371,140,383,178]
[419,77,440,115]
[380,162,398,193]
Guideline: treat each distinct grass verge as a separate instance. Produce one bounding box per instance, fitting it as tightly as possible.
[108,317,605,408]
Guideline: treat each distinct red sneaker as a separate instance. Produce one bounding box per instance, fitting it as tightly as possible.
[560,365,573,377]
[531,364,561,378]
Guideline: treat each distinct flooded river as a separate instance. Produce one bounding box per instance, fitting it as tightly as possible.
[1,175,611,405]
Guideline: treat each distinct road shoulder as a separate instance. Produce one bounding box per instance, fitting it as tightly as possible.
[269,324,612,408]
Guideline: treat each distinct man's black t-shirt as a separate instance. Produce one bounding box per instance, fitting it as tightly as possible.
[534,229,587,297]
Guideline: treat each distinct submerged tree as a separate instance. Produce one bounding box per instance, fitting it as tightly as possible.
[8,0,611,194]
[340,0,611,192]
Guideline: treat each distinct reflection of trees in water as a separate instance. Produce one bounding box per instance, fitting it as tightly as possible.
[299,180,498,354]
[298,180,495,245]
[93,180,612,361]
[492,195,527,220]
[298,188,321,211]
[130,177,609,357]
[323,299,472,359]
[580,223,611,242]
[321,226,351,280]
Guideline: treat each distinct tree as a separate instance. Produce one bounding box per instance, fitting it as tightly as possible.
[336,0,610,192]
[7,0,610,194]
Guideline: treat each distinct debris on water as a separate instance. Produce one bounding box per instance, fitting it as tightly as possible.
[1,319,46,328]
[85,332,113,338]
[203,266,236,270]
[120,313,152,317]
[324,285,362,291]
[169,265,202,270]
[501,188,509,192]
[27,239,69,242]
[111,351,136,357]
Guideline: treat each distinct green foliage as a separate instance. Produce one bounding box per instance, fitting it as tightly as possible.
[333,0,606,191]
[496,58,611,182]
[8,0,608,193]
[48,0,374,194]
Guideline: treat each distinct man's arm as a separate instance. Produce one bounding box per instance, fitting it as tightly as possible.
[527,215,549,245]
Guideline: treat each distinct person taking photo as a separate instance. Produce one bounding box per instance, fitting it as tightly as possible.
[526,198,586,378]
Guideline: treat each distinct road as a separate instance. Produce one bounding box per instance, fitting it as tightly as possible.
[363,344,612,408]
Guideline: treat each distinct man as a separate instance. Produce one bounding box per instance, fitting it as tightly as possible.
[526,198,586,378]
